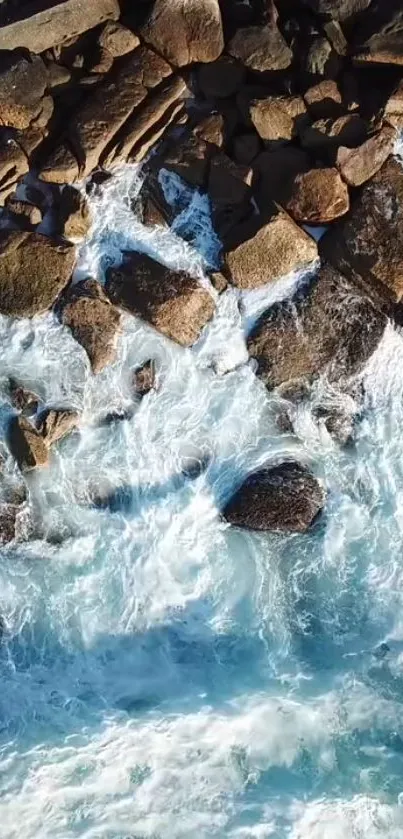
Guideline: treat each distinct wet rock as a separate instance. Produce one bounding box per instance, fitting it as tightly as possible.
[8,415,49,471]
[141,0,224,67]
[233,133,261,165]
[253,146,310,210]
[0,0,120,54]
[56,186,92,240]
[336,125,396,187]
[198,57,245,99]
[0,502,19,545]
[0,231,75,318]
[8,379,40,414]
[209,271,228,293]
[247,263,386,389]
[286,167,349,224]
[4,197,42,227]
[36,409,80,447]
[223,461,324,533]
[39,143,80,185]
[162,134,214,189]
[250,95,308,144]
[133,360,157,398]
[89,46,114,76]
[301,114,368,153]
[228,21,292,73]
[0,54,48,131]
[98,21,140,58]
[181,452,211,479]
[320,157,403,304]
[304,80,343,119]
[315,407,355,446]
[106,251,215,347]
[61,280,121,374]
[224,210,318,290]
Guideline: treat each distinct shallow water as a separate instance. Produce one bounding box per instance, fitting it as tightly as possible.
[1,163,403,838]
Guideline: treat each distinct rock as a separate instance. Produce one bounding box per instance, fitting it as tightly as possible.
[0,231,75,318]
[304,36,340,79]
[304,0,371,19]
[61,280,121,374]
[106,251,215,347]
[89,46,114,76]
[353,3,403,66]
[8,379,40,414]
[47,62,72,92]
[384,80,403,128]
[336,124,396,187]
[8,416,49,471]
[39,143,80,184]
[133,360,156,398]
[223,461,324,533]
[36,408,79,446]
[0,503,19,545]
[320,158,403,304]
[253,146,310,210]
[314,406,355,446]
[228,22,292,73]
[141,0,224,67]
[0,54,48,130]
[193,114,226,149]
[233,133,261,165]
[250,95,308,143]
[323,20,348,55]
[0,0,120,54]
[247,263,386,389]
[198,57,245,99]
[224,209,318,290]
[57,186,92,240]
[304,80,343,119]
[208,153,252,207]
[0,139,29,201]
[301,113,368,153]
[98,21,140,57]
[286,167,349,224]
[4,198,42,227]
[209,271,228,293]
[162,134,214,188]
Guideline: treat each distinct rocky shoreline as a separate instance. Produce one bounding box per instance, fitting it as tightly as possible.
[0,0,403,538]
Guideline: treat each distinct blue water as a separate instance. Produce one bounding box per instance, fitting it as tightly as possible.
[1,165,403,838]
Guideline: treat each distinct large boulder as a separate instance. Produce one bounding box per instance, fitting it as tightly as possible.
[0,0,120,54]
[61,280,121,374]
[105,252,215,346]
[0,232,75,318]
[8,416,49,471]
[228,22,292,73]
[336,125,396,187]
[223,461,325,533]
[320,158,403,303]
[223,210,318,290]
[250,95,308,143]
[0,54,48,130]
[141,0,224,67]
[286,167,349,224]
[247,263,386,389]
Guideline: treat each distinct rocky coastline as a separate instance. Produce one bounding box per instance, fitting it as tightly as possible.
[0,0,403,538]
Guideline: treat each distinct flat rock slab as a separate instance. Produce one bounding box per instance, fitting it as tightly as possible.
[286,167,349,224]
[0,231,75,318]
[224,210,318,290]
[223,461,325,532]
[320,157,403,303]
[106,251,215,347]
[247,263,386,389]
[0,0,120,54]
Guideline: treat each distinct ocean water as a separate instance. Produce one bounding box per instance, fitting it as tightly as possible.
[1,161,403,839]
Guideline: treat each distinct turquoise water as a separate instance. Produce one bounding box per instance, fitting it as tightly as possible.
[1,166,403,838]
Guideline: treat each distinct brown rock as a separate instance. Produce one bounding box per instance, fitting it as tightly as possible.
[128,102,187,164]
[209,271,228,293]
[323,20,348,55]
[0,54,48,130]
[8,380,40,414]
[162,134,214,188]
[250,96,308,143]
[208,153,252,207]
[336,125,396,186]
[304,0,371,19]
[61,280,121,374]
[0,0,120,54]
[8,416,49,471]
[0,139,29,199]
[228,22,292,72]
[224,209,318,290]
[247,263,386,389]
[353,4,403,66]
[320,157,403,304]
[106,252,215,347]
[36,409,80,446]
[39,143,80,184]
[4,198,42,227]
[98,21,140,57]
[301,113,368,152]
[57,186,92,240]
[141,0,224,67]
[304,80,343,119]
[198,57,245,99]
[223,461,324,533]
[384,80,403,128]
[133,360,156,398]
[253,146,310,210]
[233,133,261,165]
[0,232,75,317]
[193,114,226,149]
[286,167,349,224]
[304,36,340,79]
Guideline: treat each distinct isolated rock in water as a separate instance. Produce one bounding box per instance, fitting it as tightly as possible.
[228,22,292,72]
[286,168,349,224]
[224,210,318,290]
[336,125,396,187]
[36,409,80,447]
[0,54,48,130]
[0,0,120,54]
[0,232,75,318]
[133,361,157,398]
[141,0,224,67]
[98,21,140,57]
[8,379,40,415]
[320,158,403,303]
[198,57,245,98]
[57,186,92,241]
[106,252,215,346]
[250,95,307,143]
[8,416,49,471]
[224,462,324,532]
[248,263,386,389]
[61,280,121,374]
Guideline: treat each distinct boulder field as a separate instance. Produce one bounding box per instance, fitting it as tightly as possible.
[0,0,403,535]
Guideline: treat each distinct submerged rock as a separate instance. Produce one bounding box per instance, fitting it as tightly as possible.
[8,416,49,471]
[133,361,157,398]
[106,252,215,347]
[61,280,121,374]
[223,461,325,532]
[36,409,80,447]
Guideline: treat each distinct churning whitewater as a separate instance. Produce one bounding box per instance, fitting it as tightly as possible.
[1,159,403,839]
